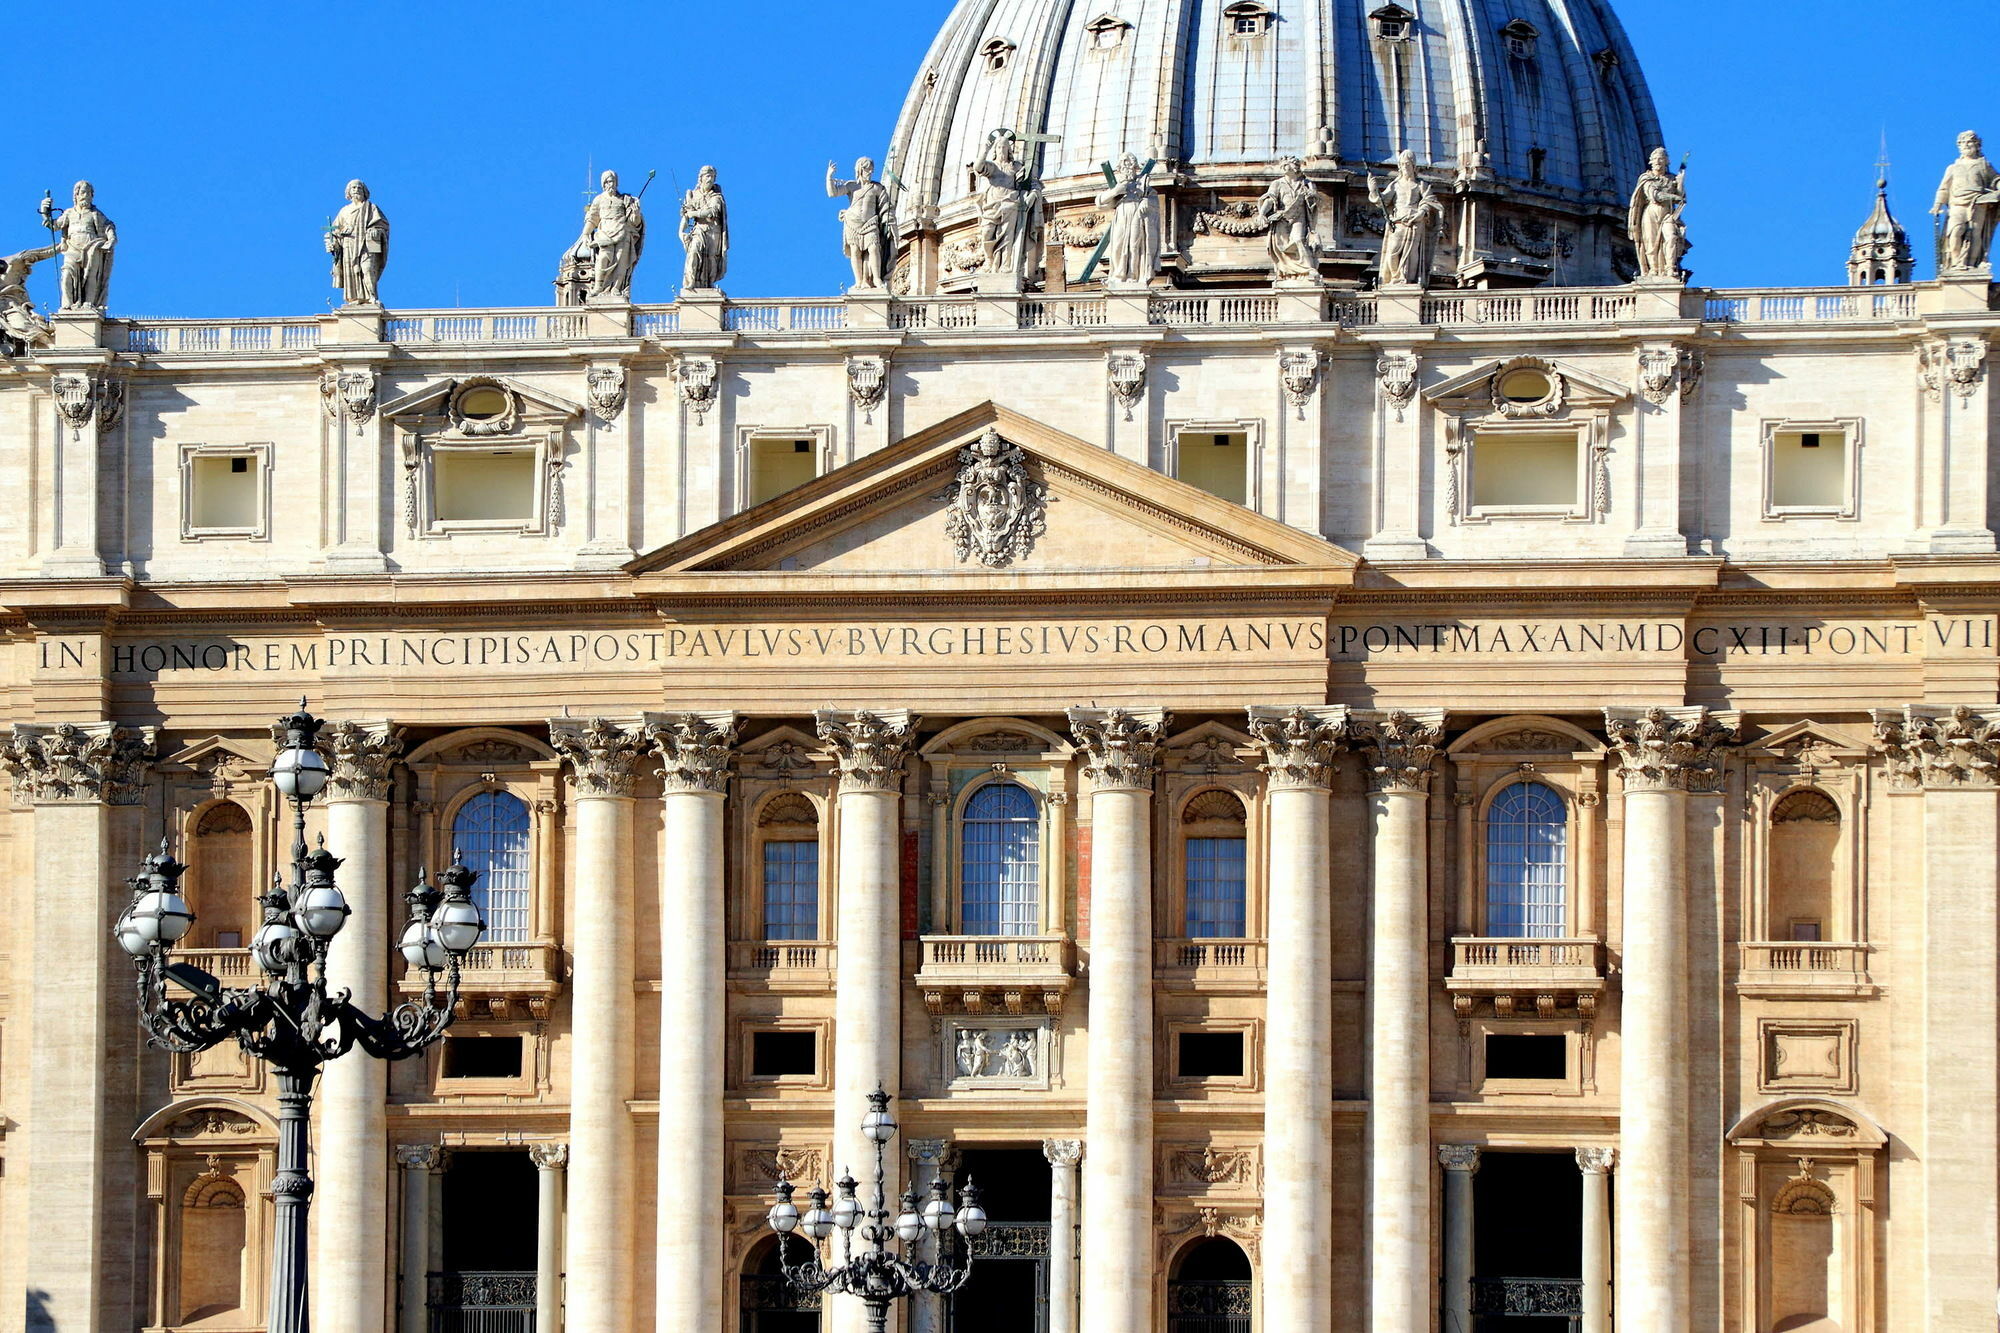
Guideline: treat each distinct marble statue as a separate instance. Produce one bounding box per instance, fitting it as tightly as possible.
[679,165,729,292]
[569,170,646,302]
[1094,154,1162,287]
[326,179,389,306]
[1627,148,1689,281]
[972,129,1044,286]
[1259,156,1324,281]
[1368,151,1444,288]
[1934,130,2000,273]
[41,182,116,312]
[826,157,898,292]
[0,244,56,355]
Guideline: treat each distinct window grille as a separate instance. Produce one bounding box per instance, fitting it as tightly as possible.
[961,783,1040,936]
[762,840,820,941]
[1184,837,1247,937]
[1485,782,1567,938]
[453,791,531,943]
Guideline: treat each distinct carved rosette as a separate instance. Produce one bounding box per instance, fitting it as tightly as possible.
[1602,706,1741,793]
[548,717,651,798]
[317,719,405,803]
[1575,1146,1617,1174]
[646,710,739,795]
[1351,709,1446,794]
[1437,1144,1482,1173]
[1106,352,1146,422]
[586,366,628,423]
[1042,1138,1084,1169]
[1067,706,1170,792]
[1376,351,1419,420]
[1246,705,1351,791]
[0,722,156,805]
[814,709,919,793]
[528,1142,570,1171]
[1872,704,2000,788]
[846,354,888,422]
[394,1144,443,1171]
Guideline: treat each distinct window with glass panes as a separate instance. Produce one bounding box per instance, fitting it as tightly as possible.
[762,840,820,940]
[1184,837,1248,937]
[453,791,531,943]
[960,783,1040,936]
[1485,782,1567,938]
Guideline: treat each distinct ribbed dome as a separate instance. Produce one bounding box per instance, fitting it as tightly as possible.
[884,0,1666,289]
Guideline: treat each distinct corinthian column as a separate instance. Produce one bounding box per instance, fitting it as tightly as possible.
[1067,706,1169,1333]
[2,721,153,1333]
[816,708,918,1333]
[1602,706,1737,1331]
[315,720,404,1333]
[1247,706,1349,1333]
[646,711,738,1333]
[1353,708,1445,1333]
[547,717,651,1333]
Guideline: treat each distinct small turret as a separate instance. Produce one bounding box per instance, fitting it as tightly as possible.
[1848,175,1913,285]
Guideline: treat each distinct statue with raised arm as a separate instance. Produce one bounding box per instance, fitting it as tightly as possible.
[42,181,116,311]
[1094,153,1161,287]
[1368,150,1444,288]
[1627,147,1689,281]
[680,165,729,292]
[827,157,898,292]
[326,179,389,306]
[1933,130,2000,273]
[972,129,1044,287]
[1259,155,1325,282]
[572,169,646,301]
[0,244,56,355]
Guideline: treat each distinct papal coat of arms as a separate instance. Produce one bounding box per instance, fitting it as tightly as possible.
[942,429,1046,568]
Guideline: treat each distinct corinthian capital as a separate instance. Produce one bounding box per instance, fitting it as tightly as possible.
[1042,1138,1085,1168]
[1352,709,1446,793]
[1575,1146,1616,1174]
[548,717,651,798]
[1247,705,1351,790]
[528,1142,570,1171]
[0,722,156,805]
[1067,706,1170,791]
[645,710,739,794]
[1872,704,2000,789]
[1603,706,1740,793]
[318,720,405,802]
[814,709,919,792]
[394,1144,443,1171]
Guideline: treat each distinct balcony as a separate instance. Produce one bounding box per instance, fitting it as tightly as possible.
[427,1271,534,1333]
[174,946,259,984]
[727,939,836,991]
[400,940,563,1022]
[1447,937,1605,1021]
[1737,941,1875,998]
[1155,939,1267,993]
[915,935,1074,1016]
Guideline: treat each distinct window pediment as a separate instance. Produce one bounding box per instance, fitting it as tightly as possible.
[379,375,583,438]
[1423,356,1631,417]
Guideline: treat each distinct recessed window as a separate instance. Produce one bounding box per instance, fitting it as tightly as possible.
[981,37,1015,71]
[1225,2,1273,36]
[763,840,819,940]
[751,1031,817,1078]
[1789,919,1825,942]
[1177,1031,1245,1079]
[1471,432,1578,510]
[189,454,262,531]
[1370,3,1414,41]
[1087,13,1131,47]
[1178,431,1249,505]
[441,1036,523,1080]
[1182,789,1248,938]
[454,791,531,943]
[1486,782,1567,938]
[433,449,536,522]
[746,437,818,507]
[1485,1033,1565,1080]
[1770,429,1849,510]
[1501,18,1539,59]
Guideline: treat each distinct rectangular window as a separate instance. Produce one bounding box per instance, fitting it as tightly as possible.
[1789,918,1824,942]
[441,1036,523,1080]
[189,454,262,531]
[1484,1033,1566,1080]
[751,1030,818,1078]
[1177,432,1249,506]
[747,437,818,507]
[1471,433,1578,510]
[1770,429,1849,510]
[1177,1031,1246,1079]
[1184,837,1248,937]
[762,840,820,940]
[433,449,536,522]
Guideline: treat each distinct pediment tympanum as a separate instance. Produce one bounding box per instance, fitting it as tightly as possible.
[627,404,1354,576]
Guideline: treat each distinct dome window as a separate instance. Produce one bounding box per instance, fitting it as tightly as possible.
[1223,2,1273,37]
[1369,4,1415,42]
[1086,13,1133,49]
[1501,18,1539,60]
[980,37,1016,72]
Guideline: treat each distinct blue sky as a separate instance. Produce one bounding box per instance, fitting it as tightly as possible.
[8,0,1997,316]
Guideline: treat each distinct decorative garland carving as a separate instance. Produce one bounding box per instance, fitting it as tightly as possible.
[675,353,719,422]
[586,367,628,423]
[1637,347,1679,405]
[1279,349,1320,420]
[1107,353,1146,422]
[847,354,888,423]
[1376,351,1419,420]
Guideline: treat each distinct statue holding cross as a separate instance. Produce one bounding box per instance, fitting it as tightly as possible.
[971,127,1059,288]
[1092,154,1162,288]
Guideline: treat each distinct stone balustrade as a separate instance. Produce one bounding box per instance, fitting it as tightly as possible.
[1737,940,1874,997]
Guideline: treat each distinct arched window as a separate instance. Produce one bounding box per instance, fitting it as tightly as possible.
[1486,782,1567,938]
[454,791,531,943]
[1768,790,1840,941]
[961,783,1040,936]
[188,801,254,949]
[759,794,821,941]
[1182,790,1248,938]
[1167,1237,1253,1332]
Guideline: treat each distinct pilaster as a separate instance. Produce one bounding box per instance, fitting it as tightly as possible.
[319,359,390,573]
[1438,1145,1480,1333]
[530,1143,569,1333]
[1625,342,1691,555]
[394,1145,442,1333]
[39,362,118,577]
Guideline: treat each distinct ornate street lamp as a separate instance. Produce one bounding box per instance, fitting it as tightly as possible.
[117,701,483,1333]
[766,1088,987,1332]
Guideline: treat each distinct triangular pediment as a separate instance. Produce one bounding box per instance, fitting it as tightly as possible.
[1423,356,1631,412]
[162,735,273,770]
[380,375,582,425]
[1744,719,1871,758]
[627,403,1355,576]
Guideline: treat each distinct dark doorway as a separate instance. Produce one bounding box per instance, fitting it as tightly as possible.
[949,1148,1052,1333]
[1471,1151,1584,1332]
[1167,1238,1253,1333]
[432,1150,537,1332]
[741,1236,820,1332]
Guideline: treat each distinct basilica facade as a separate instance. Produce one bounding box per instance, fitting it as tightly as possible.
[2,2,1999,1333]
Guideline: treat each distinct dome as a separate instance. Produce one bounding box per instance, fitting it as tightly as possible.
[883,0,1665,290]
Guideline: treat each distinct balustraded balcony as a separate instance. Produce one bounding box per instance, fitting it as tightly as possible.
[1447,937,1605,1022]
[727,939,837,992]
[1737,940,1874,998]
[427,1271,535,1333]
[399,939,562,1022]
[173,946,259,984]
[915,935,1074,1017]
[1155,939,1267,993]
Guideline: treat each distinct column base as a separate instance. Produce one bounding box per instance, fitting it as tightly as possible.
[1623,529,1690,556]
[40,550,106,577]
[1362,533,1434,561]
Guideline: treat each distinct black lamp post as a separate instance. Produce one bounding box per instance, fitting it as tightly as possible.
[116,701,483,1333]
[766,1088,987,1332]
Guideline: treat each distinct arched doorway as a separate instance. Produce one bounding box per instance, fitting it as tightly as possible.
[1166,1237,1253,1332]
[740,1235,820,1332]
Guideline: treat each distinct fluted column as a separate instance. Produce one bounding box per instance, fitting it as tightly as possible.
[316,720,404,1333]
[1602,706,1737,1331]
[1043,1139,1084,1333]
[816,709,919,1333]
[1354,709,1445,1333]
[1247,706,1349,1333]
[907,1140,953,1333]
[531,1142,569,1333]
[1438,1145,1480,1333]
[2,721,153,1333]
[395,1145,442,1333]
[647,712,738,1333]
[547,717,650,1333]
[1068,706,1169,1333]
[1575,1147,1615,1333]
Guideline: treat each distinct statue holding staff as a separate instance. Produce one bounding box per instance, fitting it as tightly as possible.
[572,169,647,301]
[1093,153,1162,287]
[1627,147,1689,281]
[42,181,116,311]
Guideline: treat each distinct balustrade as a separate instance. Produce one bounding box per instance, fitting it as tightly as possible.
[427,1271,536,1333]
[1737,940,1873,997]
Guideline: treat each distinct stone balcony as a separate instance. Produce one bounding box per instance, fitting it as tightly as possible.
[175,946,259,985]
[727,939,837,992]
[1154,939,1268,993]
[1736,941,1876,999]
[915,935,1074,1017]
[399,939,562,1023]
[1446,937,1606,1022]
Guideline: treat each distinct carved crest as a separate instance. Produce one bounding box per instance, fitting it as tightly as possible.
[1376,352,1418,419]
[1758,1109,1858,1140]
[51,373,97,439]
[1166,1146,1260,1188]
[1107,353,1146,422]
[1637,347,1679,405]
[586,367,627,422]
[847,355,888,422]
[1678,347,1704,399]
[675,354,719,422]
[942,429,1047,568]
[319,368,379,425]
[1279,349,1320,419]
[1946,338,1987,399]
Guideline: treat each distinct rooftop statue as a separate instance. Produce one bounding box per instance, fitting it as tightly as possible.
[1259,156,1325,284]
[1093,154,1162,288]
[1934,130,1999,273]
[1368,150,1444,289]
[826,157,899,293]
[680,165,729,293]
[972,129,1046,288]
[326,180,389,307]
[40,181,116,312]
[1628,147,1689,282]
[568,169,647,303]
[0,244,56,355]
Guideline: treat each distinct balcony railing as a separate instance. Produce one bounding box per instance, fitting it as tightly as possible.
[386,310,587,344]
[1019,296,1109,329]
[1155,938,1267,991]
[915,934,1075,1014]
[427,1271,534,1333]
[174,946,258,981]
[1737,940,1873,996]
[1450,937,1603,980]
[399,939,562,1019]
[727,939,837,989]
[1422,291,1640,326]
[1705,287,1920,323]
[723,300,850,333]
[121,320,321,354]
[1470,1276,1582,1322]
